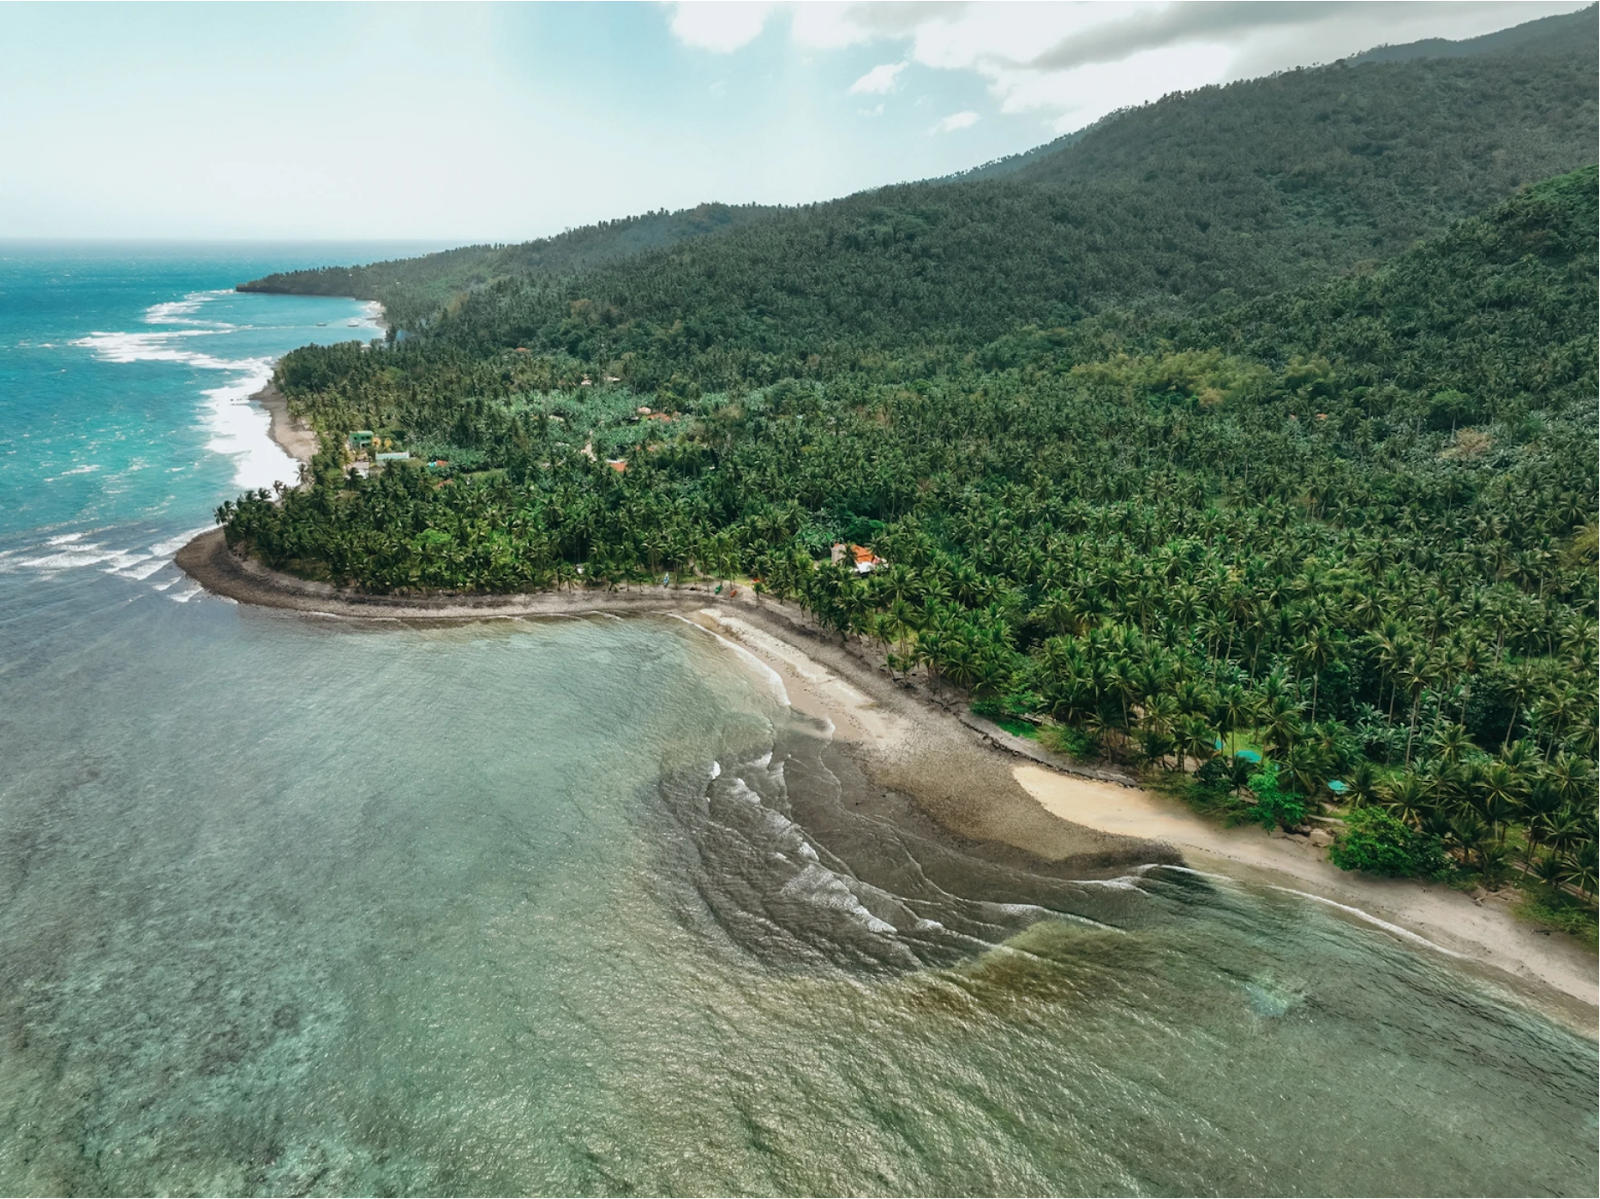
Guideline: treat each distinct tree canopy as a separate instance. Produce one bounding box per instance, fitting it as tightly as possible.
[222,17,1599,909]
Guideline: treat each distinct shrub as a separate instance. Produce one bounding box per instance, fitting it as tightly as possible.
[1329,807,1451,878]
[1244,765,1307,831]
[1195,755,1239,795]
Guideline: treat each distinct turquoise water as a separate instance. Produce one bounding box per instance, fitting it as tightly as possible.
[0,248,1595,1196]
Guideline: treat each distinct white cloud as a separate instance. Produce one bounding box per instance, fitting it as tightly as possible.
[931,110,978,134]
[669,2,776,53]
[848,61,906,94]
[666,1,1591,137]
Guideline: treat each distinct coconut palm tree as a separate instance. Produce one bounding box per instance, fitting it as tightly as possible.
[1561,841,1597,902]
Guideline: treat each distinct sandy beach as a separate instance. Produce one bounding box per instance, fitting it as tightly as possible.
[254,383,319,465]
[174,529,1599,1026]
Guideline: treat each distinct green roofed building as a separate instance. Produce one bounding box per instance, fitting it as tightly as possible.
[349,430,374,448]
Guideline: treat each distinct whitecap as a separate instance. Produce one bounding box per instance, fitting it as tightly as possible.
[73,327,222,363]
[115,558,169,581]
[777,863,898,935]
[16,545,123,572]
[143,289,231,325]
[148,525,215,557]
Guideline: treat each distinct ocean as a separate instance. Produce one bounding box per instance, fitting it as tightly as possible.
[0,244,1594,1196]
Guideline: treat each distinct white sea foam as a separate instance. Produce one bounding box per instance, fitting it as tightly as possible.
[73,327,226,364]
[778,864,899,935]
[2,522,214,599]
[75,317,299,491]
[114,557,168,581]
[149,525,215,557]
[43,464,101,482]
[15,543,126,573]
[143,289,231,324]
[201,364,299,491]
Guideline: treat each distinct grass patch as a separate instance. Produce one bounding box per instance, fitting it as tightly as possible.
[1147,770,1247,821]
[1515,885,1599,950]
[1036,722,1098,760]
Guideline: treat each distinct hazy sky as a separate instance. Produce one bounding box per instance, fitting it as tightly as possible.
[0,1,1586,240]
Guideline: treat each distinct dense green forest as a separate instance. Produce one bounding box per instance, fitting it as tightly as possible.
[245,6,1595,366]
[222,170,1599,901]
[239,202,781,331]
[349,22,1594,395]
[222,15,1599,914]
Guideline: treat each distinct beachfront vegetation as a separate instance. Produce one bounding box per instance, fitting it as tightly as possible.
[221,16,1598,908]
[1328,807,1451,878]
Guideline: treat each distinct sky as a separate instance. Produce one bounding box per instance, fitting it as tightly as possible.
[0,1,1587,241]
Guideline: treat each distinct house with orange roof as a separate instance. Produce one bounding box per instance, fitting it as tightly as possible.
[831,543,883,574]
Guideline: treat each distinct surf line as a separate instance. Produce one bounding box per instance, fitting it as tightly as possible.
[666,611,792,707]
[1149,863,1465,957]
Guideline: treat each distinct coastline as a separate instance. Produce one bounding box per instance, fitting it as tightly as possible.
[255,384,319,466]
[174,530,1599,1024]
[250,293,386,471]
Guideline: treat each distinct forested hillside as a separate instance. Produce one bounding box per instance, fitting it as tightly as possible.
[1012,15,1594,232]
[241,5,1596,362]
[1350,4,1594,64]
[238,202,779,330]
[221,166,1598,902]
[219,13,1600,912]
[393,21,1595,393]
